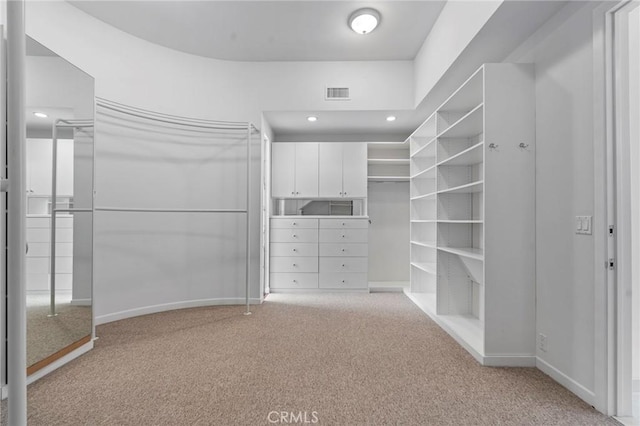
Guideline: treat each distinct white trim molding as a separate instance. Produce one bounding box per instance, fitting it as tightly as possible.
[537,357,596,407]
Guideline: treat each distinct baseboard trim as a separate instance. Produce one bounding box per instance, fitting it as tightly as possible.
[70,298,92,306]
[95,297,263,325]
[536,357,596,406]
[483,355,537,367]
[369,281,409,293]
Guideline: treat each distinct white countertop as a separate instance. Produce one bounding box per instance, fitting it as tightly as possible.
[271,215,368,219]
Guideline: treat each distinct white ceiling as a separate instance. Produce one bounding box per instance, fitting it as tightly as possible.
[69,0,446,61]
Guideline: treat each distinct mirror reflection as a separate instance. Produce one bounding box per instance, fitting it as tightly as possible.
[25,37,94,373]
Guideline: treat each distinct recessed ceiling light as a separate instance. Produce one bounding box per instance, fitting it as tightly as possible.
[307,116,318,122]
[33,112,48,118]
[386,116,397,122]
[349,8,381,35]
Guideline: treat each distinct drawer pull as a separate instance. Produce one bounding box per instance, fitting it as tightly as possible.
[292,222,297,226]
[292,248,297,252]
[342,264,346,267]
[341,248,346,252]
[342,222,345,226]
[292,263,297,267]
[341,235,345,238]
[341,280,346,283]
[292,234,297,238]
[292,280,297,284]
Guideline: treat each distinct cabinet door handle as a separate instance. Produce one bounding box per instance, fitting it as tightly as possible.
[343,192,347,196]
[296,191,299,195]
[291,191,295,195]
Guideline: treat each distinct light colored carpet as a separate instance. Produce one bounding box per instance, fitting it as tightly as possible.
[2,293,617,425]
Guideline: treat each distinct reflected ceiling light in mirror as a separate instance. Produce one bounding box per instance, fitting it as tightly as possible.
[349,8,381,35]
[33,112,48,118]
[307,116,318,122]
[386,116,396,122]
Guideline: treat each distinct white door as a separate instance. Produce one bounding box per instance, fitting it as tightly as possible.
[295,142,319,198]
[342,143,367,198]
[271,143,296,198]
[318,143,343,198]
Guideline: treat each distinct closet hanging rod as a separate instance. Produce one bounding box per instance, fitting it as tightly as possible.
[96,97,259,132]
[95,207,247,214]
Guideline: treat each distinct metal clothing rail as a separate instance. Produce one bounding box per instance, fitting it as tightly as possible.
[95,207,247,213]
[97,97,259,132]
[49,119,95,317]
[94,98,255,316]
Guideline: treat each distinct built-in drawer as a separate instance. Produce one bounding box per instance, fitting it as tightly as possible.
[270,256,318,273]
[26,227,73,243]
[270,243,318,257]
[319,243,368,257]
[27,242,73,257]
[270,228,318,243]
[270,273,318,289]
[271,218,319,229]
[319,218,368,229]
[319,229,368,243]
[320,257,368,273]
[319,273,368,289]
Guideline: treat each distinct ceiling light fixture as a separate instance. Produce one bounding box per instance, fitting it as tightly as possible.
[307,116,318,122]
[349,8,381,35]
[33,112,48,118]
[386,116,396,122]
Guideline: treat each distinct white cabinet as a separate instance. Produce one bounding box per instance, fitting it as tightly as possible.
[318,143,367,198]
[271,143,319,198]
[269,217,369,291]
[407,63,535,366]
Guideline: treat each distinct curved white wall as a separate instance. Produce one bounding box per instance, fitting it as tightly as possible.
[24,1,415,323]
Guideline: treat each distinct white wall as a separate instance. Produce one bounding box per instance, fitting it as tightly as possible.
[505,1,603,404]
[367,182,409,283]
[413,0,502,106]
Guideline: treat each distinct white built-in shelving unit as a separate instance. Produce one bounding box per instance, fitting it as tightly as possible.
[367,142,410,182]
[406,63,536,366]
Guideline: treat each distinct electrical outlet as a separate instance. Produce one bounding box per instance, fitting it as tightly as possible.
[539,333,548,352]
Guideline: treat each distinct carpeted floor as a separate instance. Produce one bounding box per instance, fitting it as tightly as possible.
[2,293,617,425]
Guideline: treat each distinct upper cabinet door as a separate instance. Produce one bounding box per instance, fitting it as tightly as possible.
[294,143,319,197]
[342,143,367,198]
[271,143,296,198]
[318,143,343,198]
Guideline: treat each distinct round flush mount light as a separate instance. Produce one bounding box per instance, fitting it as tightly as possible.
[33,112,48,118]
[307,116,318,122]
[349,8,381,35]
[386,115,397,122]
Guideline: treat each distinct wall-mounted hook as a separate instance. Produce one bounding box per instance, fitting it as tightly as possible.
[488,143,498,149]
[519,143,529,149]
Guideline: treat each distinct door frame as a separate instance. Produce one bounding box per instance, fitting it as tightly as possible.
[601,0,640,417]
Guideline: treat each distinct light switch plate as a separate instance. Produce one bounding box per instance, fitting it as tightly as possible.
[576,216,592,235]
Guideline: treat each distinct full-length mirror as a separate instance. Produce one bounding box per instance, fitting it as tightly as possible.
[25,37,94,374]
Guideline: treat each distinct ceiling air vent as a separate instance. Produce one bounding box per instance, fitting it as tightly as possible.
[325,87,350,101]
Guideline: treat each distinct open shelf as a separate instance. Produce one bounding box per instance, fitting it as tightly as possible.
[411,262,437,275]
[438,104,483,139]
[438,66,484,114]
[368,176,409,182]
[438,142,484,167]
[437,220,483,224]
[368,158,409,165]
[437,246,484,261]
[437,180,484,195]
[410,219,437,223]
[411,241,437,248]
[411,165,436,180]
[410,192,436,201]
[411,137,437,158]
